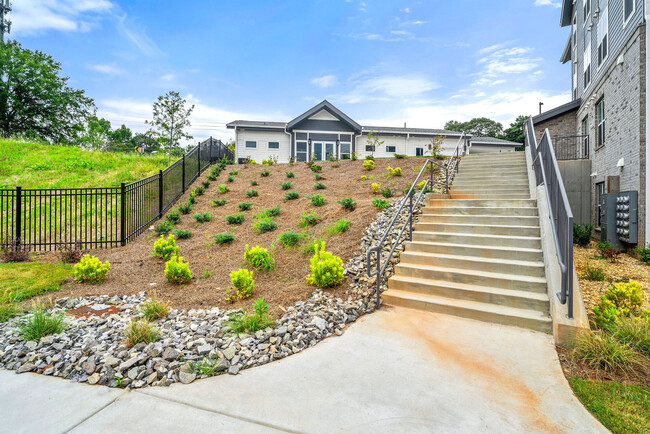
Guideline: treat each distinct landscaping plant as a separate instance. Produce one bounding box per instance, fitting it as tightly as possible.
[256,205,281,219]
[309,193,326,206]
[298,211,321,227]
[573,223,594,247]
[187,194,197,204]
[635,243,650,263]
[583,264,607,281]
[73,255,110,283]
[314,182,326,190]
[394,153,407,159]
[214,232,236,245]
[363,160,374,171]
[229,170,238,176]
[306,242,344,288]
[314,173,323,181]
[1,238,30,263]
[238,202,253,211]
[310,164,322,173]
[124,319,160,346]
[360,175,367,181]
[280,181,293,190]
[337,198,357,211]
[372,198,390,209]
[610,318,650,358]
[250,179,258,186]
[202,180,211,189]
[302,235,326,255]
[261,170,271,177]
[164,255,192,284]
[227,297,274,334]
[192,212,212,223]
[225,268,254,302]
[381,187,394,198]
[327,218,350,234]
[189,357,225,377]
[217,184,229,193]
[244,244,275,270]
[227,175,234,183]
[279,230,302,248]
[193,186,205,196]
[386,166,402,176]
[571,330,648,375]
[17,303,67,341]
[153,221,173,235]
[225,213,245,225]
[165,210,181,225]
[593,280,645,329]
[57,241,85,264]
[178,202,193,214]
[210,199,227,207]
[245,189,258,197]
[140,290,171,321]
[0,301,18,323]
[254,217,277,234]
[173,229,192,239]
[285,171,294,178]
[597,241,622,263]
[371,183,381,194]
[285,191,299,201]
[153,234,179,260]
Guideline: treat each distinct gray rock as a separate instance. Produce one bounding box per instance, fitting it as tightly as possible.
[82,360,96,375]
[104,356,120,368]
[162,347,179,361]
[87,373,101,385]
[16,363,36,374]
[228,365,240,375]
[179,371,196,384]
[222,347,236,360]
[197,344,212,355]
[118,356,139,372]
[312,317,327,330]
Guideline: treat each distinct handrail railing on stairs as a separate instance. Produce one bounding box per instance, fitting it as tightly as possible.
[525,117,574,318]
[366,132,468,306]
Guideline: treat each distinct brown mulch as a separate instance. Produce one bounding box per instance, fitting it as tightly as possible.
[37,157,441,314]
[574,242,650,312]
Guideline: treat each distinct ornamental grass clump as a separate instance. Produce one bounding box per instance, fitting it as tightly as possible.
[278,230,302,248]
[285,171,294,178]
[124,319,160,347]
[192,212,212,223]
[178,202,193,214]
[285,191,299,201]
[245,189,258,197]
[211,199,227,207]
[173,229,192,239]
[73,255,110,284]
[327,218,350,234]
[238,202,253,211]
[260,170,271,177]
[337,198,356,211]
[17,304,67,341]
[306,242,344,288]
[214,232,236,245]
[254,217,277,234]
[372,198,390,209]
[153,221,173,235]
[280,181,293,190]
[571,330,649,375]
[225,213,245,224]
[225,268,254,302]
[256,205,281,219]
[244,244,275,270]
[164,255,192,284]
[202,179,211,189]
[193,186,205,196]
[165,210,181,225]
[140,291,171,321]
[298,211,321,227]
[227,298,274,334]
[381,187,394,198]
[153,234,179,260]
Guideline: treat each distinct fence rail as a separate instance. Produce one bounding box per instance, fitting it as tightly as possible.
[552,135,589,160]
[0,138,232,251]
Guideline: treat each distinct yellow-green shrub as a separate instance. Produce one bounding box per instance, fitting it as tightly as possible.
[244,244,275,270]
[363,160,374,171]
[73,255,110,284]
[153,234,179,260]
[360,175,367,181]
[164,255,192,284]
[386,166,402,176]
[306,242,344,288]
[371,183,381,194]
[593,280,645,329]
[226,269,254,302]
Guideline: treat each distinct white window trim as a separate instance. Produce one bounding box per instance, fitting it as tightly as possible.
[597,5,608,70]
[583,0,590,28]
[583,40,592,89]
[268,141,280,149]
[245,141,257,149]
[596,98,605,149]
[623,0,636,28]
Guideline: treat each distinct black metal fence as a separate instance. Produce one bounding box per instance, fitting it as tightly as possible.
[551,135,589,160]
[0,139,232,251]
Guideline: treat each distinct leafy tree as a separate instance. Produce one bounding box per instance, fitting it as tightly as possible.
[106,124,134,151]
[132,132,162,154]
[444,117,504,138]
[366,130,383,156]
[79,116,111,149]
[428,136,445,158]
[0,41,94,143]
[146,91,194,164]
[502,115,527,144]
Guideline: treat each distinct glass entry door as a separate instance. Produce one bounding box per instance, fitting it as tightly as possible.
[325,143,334,160]
[313,142,323,161]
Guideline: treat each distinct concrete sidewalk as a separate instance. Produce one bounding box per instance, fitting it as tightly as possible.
[0,307,605,433]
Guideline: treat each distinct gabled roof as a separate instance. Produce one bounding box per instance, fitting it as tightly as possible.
[361,126,465,137]
[560,0,573,27]
[532,99,581,124]
[287,100,362,133]
[469,136,521,146]
[226,120,286,130]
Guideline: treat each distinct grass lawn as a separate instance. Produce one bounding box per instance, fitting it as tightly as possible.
[0,262,72,302]
[569,377,650,433]
[0,139,174,188]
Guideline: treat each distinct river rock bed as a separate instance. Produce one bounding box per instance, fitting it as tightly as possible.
[0,195,425,388]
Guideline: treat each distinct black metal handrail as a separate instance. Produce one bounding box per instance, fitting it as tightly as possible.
[444,132,468,192]
[525,118,574,318]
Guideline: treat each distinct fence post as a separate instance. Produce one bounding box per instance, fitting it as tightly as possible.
[15,186,21,248]
[209,136,213,163]
[120,182,126,246]
[158,170,163,218]
[182,153,186,192]
[197,141,201,174]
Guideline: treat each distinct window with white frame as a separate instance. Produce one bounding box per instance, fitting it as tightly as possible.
[245,141,256,148]
[596,98,605,148]
[583,0,590,26]
[296,141,308,162]
[268,141,279,149]
[386,145,396,153]
[597,6,608,67]
[340,142,351,159]
[625,0,635,22]
[415,147,424,157]
[584,40,591,88]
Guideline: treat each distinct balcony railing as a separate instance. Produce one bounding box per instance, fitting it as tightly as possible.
[552,135,589,160]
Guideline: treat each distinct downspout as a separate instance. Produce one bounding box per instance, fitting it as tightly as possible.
[284,125,292,163]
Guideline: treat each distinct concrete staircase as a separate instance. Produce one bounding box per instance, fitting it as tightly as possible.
[384,152,552,333]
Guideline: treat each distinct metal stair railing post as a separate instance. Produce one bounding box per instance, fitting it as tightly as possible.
[15,186,21,249]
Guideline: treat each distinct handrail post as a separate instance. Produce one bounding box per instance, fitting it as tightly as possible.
[408,190,413,241]
[158,170,163,218]
[445,164,449,194]
[120,182,126,246]
[429,160,434,190]
[15,186,21,248]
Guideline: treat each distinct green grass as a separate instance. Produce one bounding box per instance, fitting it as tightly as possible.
[17,304,67,340]
[0,139,174,188]
[569,377,650,433]
[0,263,72,303]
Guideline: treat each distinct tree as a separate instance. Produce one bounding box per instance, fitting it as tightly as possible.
[78,116,111,150]
[444,117,504,138]
[428,136,445,158]
[146,91,194,164]
[502,115,527,144]
[132,132,162,154]
[106,124,134,151]
[0,41,94,143]
[366,130,383,156]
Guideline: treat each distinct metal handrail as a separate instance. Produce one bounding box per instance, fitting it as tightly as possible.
[525,118,574,318]
[444,132,468,193]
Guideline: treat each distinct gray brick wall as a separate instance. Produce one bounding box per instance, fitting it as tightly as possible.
[534,110,578,142]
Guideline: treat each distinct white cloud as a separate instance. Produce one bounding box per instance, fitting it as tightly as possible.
[116,14,163,58]
[160,73,176,81]
[534,0,562,8]
[311,75,339,88]
[400,20,427,26]
[401,7,410,13]
[89,63,124,75]
[12,0,113,35]
[476,45,541,77]
[337,73,439,104]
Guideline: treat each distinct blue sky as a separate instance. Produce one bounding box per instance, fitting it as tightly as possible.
[14,0,571,142]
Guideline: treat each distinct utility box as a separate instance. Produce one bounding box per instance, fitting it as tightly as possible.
[600,191,638,250]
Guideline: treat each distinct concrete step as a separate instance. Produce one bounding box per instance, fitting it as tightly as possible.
[404,240,544,262]
[423,206,538,216]
[452,179,530,187]
[417,214,540,227]
[412,231,542,249]
[459,164,526,172]
[449,193,531,200]
[399,251,545,278]
[462,153,525,160]
[453,173,529,182]
[382,289,552,333]
[451,186,530,194]
[394,262,547,293]
[388,276,550,312]
[414,222,540,237]
[426,198,537,208]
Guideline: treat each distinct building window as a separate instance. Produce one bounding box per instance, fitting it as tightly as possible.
[583,41,591,88]
[583,0,590,26]
[296,141,308,162]
[340,142,351,159]
[365,145,375,152]
[386,145,396,153]
[245,141,256,148]
[268,141,279,149]
[582,117,589,157]
[597,6,608,67]
[596,181,605,227]
[596,98,605,149]
[625,0,635,23]
[415,147,424,157]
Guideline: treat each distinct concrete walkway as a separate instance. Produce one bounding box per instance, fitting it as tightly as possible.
[0,307,605,433]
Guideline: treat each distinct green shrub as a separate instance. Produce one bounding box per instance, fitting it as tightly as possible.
[0,301,18,322]
[225,268,254,302]
[214,232,236,245]
[154,221,173,235]
[217,184,229,193]
[584,264,607,281]
[371,182,381,194]
[381,187,394,198]
[245,189,258,197]
[280,181,293,190]
[279,230,302,248]
[573,223,594,247]
[227,298,274,334]
[298,211,321,227]
[244,244,275,270]
[285,171,294,178]
[187,194,197,205]
[610,318,650,358]
[173,229,192,239]
[192,212,212,223]
[597,241,622,262]
[227,175,234,183]
[327,218,350,234]
[202,180,211,189]
[314,182,326,190]
[177,202,193,214]
[254,218,277,234]
[365,155,374,161]
[337,198,356,211]
[73,255,110,283]
[124,319,160,347]
[17,304,66,340]
[363,160,374,171]
[210,199,227,207]
[302,235,326,255]
[572,331,647,375]
[225,213,245,224]
[386,166,402,177]
[207,173,217,182]
[238,202,253,211]
[153,234,179,260]
[314,173,323,181]
[194,186,205,196]
[261,170,271,177]
[372,198,390,209]
[165,210,181,225]
[256,205,281,219]
[285,191,300,201]
[250,179,258,186]
[140,291,171,321]
[306,242,344,288]
[310,164,322,173]
[593,281,645,329]
[229,170,238,176]
[164,255,192,284]
[394,153,407,159]
[593,299,620,330]
[635,243,650,263]
[309,194,326,207]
